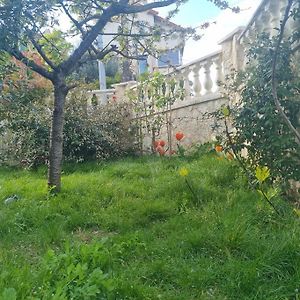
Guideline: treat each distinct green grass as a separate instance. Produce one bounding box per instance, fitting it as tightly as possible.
[0,155,299,299]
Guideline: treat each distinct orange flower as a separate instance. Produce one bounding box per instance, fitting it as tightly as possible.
[215,145,223,152]
[175,132,184,141]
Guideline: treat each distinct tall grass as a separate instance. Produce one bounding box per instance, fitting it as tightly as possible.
[0,154,299,299]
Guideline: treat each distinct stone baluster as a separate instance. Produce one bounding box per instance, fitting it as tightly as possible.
[182,67,191,99]
[144,86,148,105]
[213,56,224,89]
[269,0,281,36]
[281,0,290,36]
[254,15,263,33]
[261,6,272,34]
[247,24,256,42]
[241,31,251,52]
[203,59,213,95]
[171,73,180,94]
[192,63,202,98]
[286,1,300,36]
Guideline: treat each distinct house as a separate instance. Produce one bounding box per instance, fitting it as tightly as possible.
[97,4,185,90]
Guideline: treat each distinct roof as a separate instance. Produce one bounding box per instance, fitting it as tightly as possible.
[147,9,159,16]
[153,14,183,29]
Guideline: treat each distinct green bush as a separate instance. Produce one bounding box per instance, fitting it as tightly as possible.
[220,33,300,186]
[0,84,136,167]
[0,84,50,168]
[64,90,136,162]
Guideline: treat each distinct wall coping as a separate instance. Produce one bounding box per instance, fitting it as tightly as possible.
[238,0,267,41]
[175,50,222,71]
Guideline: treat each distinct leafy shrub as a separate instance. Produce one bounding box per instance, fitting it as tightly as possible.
[64,90,136,162]
[0,82,50,168]
[219,33,300,186]
[0,83,136,167]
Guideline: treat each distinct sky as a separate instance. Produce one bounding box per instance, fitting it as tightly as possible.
[157,0,238,27]
[156,0,262,63]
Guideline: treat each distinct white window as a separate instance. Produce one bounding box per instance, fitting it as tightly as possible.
[158,49,181,67]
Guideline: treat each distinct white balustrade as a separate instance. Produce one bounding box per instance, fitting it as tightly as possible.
[203,60,213,94]
[169,51,224,102]
[262,7,272,34]
[98,0,298,112]
[269,1,281,36]
[120,0,299,151]
[182,67,192,99]
[239,0,298,69]
[192,63,202,97]
[213,56,224,84]
[87,89,115,106]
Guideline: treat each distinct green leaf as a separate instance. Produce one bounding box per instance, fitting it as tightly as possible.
[221,106,230,117]
[293,208,300,217]
[255,166,270,184]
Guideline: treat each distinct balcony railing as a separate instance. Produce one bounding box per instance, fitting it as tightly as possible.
[87,0,299,107]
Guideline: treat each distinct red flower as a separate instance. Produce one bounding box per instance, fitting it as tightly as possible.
[175,132,184,141]
[159,140,166,147]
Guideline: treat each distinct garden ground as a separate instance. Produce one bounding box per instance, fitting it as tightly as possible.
[0,153,299,299]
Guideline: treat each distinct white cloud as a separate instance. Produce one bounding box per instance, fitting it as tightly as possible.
[182,0,261,63]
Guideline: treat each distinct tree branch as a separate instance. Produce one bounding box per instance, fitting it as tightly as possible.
[59,1,101,57]
[115,0,177,14]
[112,48,145,60]
[77,14,102,27]
[77,44,118,65]
[59,5,117,74]
[27,34,57,70]
[59,1,86,37]
[10,49,54,81]
[60,0,178,75]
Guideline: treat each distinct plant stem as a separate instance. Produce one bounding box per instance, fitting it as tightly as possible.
[260,188,281,216]
[185,178,200,204]
[224,117,253,183]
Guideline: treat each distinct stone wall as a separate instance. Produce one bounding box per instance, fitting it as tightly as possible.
[140,96,228,153]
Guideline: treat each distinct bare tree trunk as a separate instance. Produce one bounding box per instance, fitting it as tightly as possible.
[48,77,68,192]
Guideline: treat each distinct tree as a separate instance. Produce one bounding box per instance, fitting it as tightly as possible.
[0,0,234,192]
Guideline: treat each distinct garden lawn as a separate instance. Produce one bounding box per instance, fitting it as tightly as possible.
[0,155,299,299]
